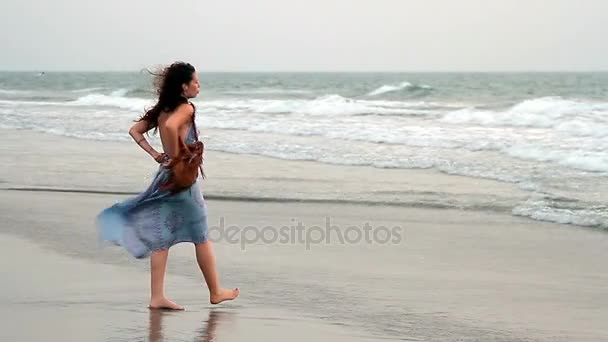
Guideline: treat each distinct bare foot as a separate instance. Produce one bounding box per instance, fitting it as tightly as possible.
[148,297,184,310]
[210,288,240,304]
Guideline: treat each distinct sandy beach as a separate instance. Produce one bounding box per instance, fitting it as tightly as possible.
[2,186,608,341]
[0,233,380,342]
[1,128,608,341]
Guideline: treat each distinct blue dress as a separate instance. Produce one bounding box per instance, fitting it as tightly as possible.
[96,124,209,259]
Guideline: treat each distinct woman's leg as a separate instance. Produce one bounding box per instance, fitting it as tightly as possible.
[148,249,184,310]
[195,241,239,304]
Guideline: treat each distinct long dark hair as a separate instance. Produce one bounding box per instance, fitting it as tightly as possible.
[137,62,196,133]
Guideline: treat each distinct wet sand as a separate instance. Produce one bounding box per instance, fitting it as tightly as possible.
[1,189,608,341]
[0,232,383,342]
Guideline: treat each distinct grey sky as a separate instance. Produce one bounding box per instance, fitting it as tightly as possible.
[1,0,607,71]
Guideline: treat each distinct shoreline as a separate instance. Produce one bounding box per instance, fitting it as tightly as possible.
[0,186,516,212]
[0,127,530,207]
[1,127,606,230]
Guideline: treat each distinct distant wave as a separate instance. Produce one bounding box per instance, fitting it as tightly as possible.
[221,88,313,95]
[104,87,154,98]
[68,92,445,116]
[0,88,31,95]
[1,91,449,117]
[203,95,450,117]
[5,93,607,175]
[0,99,65,106]
[69,93,151,111]
[367,81,433,96]
[3,91,607,174]
[109,88,129,97]
[71,87,105,93]
[441,97,608,139]
[442,97,608,129]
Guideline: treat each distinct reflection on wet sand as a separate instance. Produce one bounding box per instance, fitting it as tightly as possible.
[148,309,230,342]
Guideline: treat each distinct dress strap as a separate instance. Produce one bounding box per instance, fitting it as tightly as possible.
[189,101,197,116]
[187,100,205,179]
[187,101,199,141]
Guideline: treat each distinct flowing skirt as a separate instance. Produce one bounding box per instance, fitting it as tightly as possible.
[96,166,209,259]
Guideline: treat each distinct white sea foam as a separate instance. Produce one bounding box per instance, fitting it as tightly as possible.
[109,88,130,97]
[442,97,608,131]
[367,82,432,96]
[555,120,608,138]
[71,87,105,93]
[69,93,151,111]
[506,145,608,173]
[512,198,608,229]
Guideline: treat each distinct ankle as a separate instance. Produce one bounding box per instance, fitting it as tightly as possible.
[150,294,166,301]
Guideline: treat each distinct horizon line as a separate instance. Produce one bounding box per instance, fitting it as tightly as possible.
[1,69,608,74]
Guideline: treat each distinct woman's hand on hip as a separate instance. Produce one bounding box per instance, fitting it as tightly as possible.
[152,151,167,164]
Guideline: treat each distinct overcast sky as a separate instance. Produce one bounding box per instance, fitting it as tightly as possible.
[1,0,607,71]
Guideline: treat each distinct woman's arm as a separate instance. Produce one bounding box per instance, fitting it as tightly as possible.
[129,120,164,162]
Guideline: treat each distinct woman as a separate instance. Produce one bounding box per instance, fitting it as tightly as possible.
[96,62,239,310]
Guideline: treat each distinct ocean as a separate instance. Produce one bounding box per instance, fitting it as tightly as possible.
[0,71,607,229]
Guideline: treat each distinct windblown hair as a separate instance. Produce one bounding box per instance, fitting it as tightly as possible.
[137,62,196,133]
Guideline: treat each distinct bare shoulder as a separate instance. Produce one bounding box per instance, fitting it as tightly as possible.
[174,102,194,119]
[165,103,194,128]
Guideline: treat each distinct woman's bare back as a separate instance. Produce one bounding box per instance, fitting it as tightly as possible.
[157,106,193,159]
